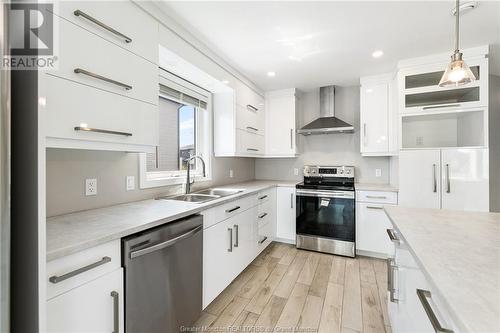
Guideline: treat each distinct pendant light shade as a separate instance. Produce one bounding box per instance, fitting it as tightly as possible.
[439,0,476,87]
[439,51,476,87]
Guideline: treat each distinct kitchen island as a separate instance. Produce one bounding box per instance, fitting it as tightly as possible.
[384,206,500,333]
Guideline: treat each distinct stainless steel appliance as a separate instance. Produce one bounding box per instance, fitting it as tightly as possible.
[122,215,203,333]
[297,86,354,135]
[296,166,356,257]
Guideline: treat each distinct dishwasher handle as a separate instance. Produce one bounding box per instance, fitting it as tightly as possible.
[130,225,203,259]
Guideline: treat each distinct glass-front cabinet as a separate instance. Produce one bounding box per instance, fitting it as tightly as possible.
[398,56,488,114]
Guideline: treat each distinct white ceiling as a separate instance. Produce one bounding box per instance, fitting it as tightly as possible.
[158,1,500,91]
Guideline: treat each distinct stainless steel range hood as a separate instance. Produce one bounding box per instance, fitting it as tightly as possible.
[297,86,354,135]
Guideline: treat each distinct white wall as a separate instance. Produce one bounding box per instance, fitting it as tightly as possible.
[46,149,255,217]
[255,86,391,183]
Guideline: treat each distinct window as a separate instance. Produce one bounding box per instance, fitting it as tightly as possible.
[139,70,212,188]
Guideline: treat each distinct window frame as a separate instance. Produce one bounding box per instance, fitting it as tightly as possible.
[139,71,213,189]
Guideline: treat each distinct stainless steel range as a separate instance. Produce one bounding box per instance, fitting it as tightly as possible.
[296,165,356,257]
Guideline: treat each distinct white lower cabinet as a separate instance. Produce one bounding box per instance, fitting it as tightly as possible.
[388,230,459,333]
[399,148,489,211]
[276,187,296,243]
[356,190,397,257]
[203,188,279,308]
[203,214,242,307]
[47,268,124,333]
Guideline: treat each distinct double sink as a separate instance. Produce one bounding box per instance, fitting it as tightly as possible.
[157,188,244,204]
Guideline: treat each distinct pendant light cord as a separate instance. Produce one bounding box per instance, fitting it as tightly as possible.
[455,0,460,53]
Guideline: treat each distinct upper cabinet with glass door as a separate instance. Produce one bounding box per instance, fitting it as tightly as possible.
[397,46,488,114]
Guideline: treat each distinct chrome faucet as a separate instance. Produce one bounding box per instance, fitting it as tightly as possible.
[185,155,206,194]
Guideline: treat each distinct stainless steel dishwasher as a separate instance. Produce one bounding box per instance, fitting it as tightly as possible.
[122,214,203,333]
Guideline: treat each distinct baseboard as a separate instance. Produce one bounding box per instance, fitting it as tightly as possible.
[273,237,296,245]
[356,249,389,259]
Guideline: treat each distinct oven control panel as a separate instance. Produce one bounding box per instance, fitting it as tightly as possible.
[303,165,355,178]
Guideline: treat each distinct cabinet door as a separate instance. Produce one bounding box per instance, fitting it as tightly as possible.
[399,150,441,209]
[203,219,237,308]
[276,187,296,242]
[441,148,489,212]
[360,83,389,153]
[47,268,124,333]
[356,203,395,256]
[231,207,258,273]
[265,90,296,156]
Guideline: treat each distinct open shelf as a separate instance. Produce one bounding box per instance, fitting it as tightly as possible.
[405,66,480,89]
[401,110,485,149]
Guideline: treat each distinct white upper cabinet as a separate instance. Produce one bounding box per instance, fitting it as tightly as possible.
[265,89,298,157]
[213,83,265,157]
[360,74,397,156]
[40,1,159,153]
[54,1,159,63]
[398,47,488,114]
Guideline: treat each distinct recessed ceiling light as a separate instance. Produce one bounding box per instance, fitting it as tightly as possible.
[221,80,229,84]
[267,71,276,77]
[372,50,384,58]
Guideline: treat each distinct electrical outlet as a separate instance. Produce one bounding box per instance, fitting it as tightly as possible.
[293,168,299,176]
[229,169,234,178]
[375,169,382,177]
[85,178,97,196]
[126,176,135,191]
[416,136,424,146]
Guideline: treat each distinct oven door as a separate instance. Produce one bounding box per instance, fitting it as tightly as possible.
[296,189,355,242]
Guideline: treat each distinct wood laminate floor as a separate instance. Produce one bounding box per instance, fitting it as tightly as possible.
[191,242,392,333]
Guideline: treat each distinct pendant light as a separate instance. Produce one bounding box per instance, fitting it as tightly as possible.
[438,0,476,87]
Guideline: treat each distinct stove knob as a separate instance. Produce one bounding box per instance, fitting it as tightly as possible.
[346,169,351,174]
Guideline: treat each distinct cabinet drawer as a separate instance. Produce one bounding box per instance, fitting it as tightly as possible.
[256,189,272,204]
[257,198,273,216]
[47,268,124,333]
[257,221,272,249]
[236,104,265,134]
[356,203,396,256]
[202,195,257,229]
[47,240,121,299]
[357,190,398,204]
[42,73,158,148]
[54,1,158,63]
[257,208,271,229]
[236,129,264,155]
[53,16,158,105]
[235,80,264,111]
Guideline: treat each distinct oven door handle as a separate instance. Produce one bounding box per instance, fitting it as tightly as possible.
[296,189,354,199]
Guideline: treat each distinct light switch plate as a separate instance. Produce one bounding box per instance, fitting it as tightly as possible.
[229,169,234,178]
[293,168,299,176]
[126,176,135,191]
[85,178,97,196]
[375,169,382,177]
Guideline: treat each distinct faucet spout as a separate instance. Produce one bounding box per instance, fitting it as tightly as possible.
[185,155,206,194]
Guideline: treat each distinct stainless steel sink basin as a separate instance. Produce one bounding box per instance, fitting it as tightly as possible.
[158,193,219,203]
[195,188,243,197]
[156,188,243,204]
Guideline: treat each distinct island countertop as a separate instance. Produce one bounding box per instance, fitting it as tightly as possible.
[384,206,500,332]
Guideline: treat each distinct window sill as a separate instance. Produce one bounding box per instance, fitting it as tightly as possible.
[139,174,212,189]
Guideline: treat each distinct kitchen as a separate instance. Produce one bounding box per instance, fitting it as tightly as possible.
[1,1,499,333]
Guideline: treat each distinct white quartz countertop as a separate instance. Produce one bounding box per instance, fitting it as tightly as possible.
[355,183,398,192]
[47,180,298,261]
[384,206,500,332]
